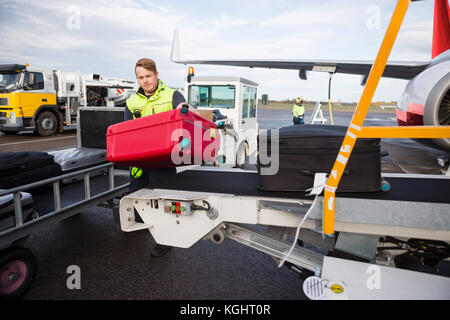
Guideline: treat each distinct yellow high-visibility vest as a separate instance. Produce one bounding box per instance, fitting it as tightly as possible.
[292,103,305,117]
[126,80,175,118]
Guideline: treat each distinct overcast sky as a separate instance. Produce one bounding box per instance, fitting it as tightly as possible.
[0,0,436,102]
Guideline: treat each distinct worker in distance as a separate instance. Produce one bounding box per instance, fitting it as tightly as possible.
[292,97,305,125]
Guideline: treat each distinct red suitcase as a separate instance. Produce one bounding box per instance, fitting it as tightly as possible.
[106,108,220,169]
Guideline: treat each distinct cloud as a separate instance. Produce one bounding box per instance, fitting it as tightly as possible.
[213,15,255,28]
[392,20,433,60]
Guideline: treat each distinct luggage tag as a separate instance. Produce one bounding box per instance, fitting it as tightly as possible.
[305,172,330,240]
[305,172,328,196]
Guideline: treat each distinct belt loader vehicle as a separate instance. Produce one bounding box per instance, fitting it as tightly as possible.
[117,0,450,299]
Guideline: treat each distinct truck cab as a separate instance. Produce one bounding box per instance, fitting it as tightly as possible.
[0,64,58,135]
[185,76,258,167]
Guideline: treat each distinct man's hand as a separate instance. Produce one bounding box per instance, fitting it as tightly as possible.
[177,103,191,115]
[176,102,191,110]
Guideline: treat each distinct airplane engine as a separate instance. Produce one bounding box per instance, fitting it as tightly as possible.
[397,59,450,152]
[423,71,450,151]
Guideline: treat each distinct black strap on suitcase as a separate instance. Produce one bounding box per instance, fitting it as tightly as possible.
[257,125,382,192]
[0,152,55,176]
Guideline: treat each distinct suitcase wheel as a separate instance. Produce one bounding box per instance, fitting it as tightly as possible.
[381,180,391,192]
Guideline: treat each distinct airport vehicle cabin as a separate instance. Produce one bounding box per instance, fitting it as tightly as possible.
[185,71,258,168]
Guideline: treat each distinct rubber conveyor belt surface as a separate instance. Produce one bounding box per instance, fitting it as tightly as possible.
[152,170,450,204]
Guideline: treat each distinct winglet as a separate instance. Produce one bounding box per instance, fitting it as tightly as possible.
[170,29,180,62]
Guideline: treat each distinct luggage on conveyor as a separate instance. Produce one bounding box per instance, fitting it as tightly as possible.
[106,108,220,169]
[0,163,62,189]
[0,151,55,176]
[257,125,381,192]
[0,190,35,231]
[48,147,108,184]
[0,152,62,189]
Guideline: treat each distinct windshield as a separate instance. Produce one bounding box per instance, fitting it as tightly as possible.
[0,73,20,92]
[188,85,235,109]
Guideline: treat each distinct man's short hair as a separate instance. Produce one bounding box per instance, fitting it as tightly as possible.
[135,58,157,73]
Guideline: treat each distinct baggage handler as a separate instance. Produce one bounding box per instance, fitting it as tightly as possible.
[292,97,305,125]
[124,58,188,257]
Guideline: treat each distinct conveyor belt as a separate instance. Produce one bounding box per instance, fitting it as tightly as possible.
[31,174,129,215]
[152,170,450,204]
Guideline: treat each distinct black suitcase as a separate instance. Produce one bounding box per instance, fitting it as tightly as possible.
[0,163,62,189]
[48,147,107,184]
[257,125,381,192]
[0,152,55,176]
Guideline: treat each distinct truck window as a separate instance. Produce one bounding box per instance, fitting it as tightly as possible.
[242,86,249,118]
[249,87,257,118]
[243,86,257,118]
[23,72,44,91]
[188,85,235,109]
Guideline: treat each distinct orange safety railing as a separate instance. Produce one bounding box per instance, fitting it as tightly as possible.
[323,0,450,235]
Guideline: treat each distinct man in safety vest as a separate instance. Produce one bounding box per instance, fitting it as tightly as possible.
[292,97,305,125]
[125,58,188,257]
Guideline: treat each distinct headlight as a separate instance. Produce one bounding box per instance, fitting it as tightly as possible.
[9,112,16,124]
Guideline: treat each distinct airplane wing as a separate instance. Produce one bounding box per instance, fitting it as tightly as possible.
[171,58,430,81]
[170,31,430,82]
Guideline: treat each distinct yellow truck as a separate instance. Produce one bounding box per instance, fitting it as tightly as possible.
[0,64,136,136]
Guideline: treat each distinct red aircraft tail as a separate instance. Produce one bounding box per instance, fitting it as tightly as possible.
[432,0,450,59]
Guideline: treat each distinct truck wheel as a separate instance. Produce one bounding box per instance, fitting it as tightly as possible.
[35,111,58,136]
[0,247,37,300]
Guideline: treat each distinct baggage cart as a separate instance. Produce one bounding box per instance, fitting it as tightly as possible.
[0,107,129,299]
[0,163,129,299]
